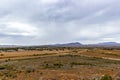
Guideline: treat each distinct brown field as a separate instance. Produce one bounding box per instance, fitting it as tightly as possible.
[0,47,119,80]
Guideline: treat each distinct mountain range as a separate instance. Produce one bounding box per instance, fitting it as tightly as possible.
[51,42,120,47]
[0,42,120,48]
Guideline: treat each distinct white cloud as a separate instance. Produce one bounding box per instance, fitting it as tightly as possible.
[7,22,38,36]
[0,21,39,36]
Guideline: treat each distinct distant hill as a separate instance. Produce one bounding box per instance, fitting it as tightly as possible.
[52,42,83,47]
[52,42,120,47]
[0,45,17,48]
[89,42,120,47]
[0,42,120,48]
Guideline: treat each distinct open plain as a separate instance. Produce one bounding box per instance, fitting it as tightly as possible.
[0,47,119,80]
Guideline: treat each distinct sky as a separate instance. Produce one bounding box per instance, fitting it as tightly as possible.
[0,0,120,45]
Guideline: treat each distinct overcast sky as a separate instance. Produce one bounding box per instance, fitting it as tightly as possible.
[0,0,120,45]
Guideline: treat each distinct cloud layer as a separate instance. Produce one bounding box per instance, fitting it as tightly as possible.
[0,0,120,45]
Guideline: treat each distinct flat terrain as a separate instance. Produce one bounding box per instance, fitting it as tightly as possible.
[0,47,119,80]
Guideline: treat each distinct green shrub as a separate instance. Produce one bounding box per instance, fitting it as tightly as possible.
[53,63,63,68]
[0,65,13,70]
[25,67,35,73]
[101,75,112,80]
[0,66,5,70]
[5,59,11,62]
[0,54,4,56]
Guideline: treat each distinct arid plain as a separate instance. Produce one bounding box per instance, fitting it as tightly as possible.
[0,47,119,80]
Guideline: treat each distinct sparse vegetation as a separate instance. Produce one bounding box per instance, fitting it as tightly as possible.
[70,62,93,67]
[101,52,120,57]
[0,47,119,80]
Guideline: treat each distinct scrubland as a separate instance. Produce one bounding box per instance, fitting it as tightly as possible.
[0,47,119,80]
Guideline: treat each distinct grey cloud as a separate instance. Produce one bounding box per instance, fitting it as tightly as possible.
[0,0,120,45]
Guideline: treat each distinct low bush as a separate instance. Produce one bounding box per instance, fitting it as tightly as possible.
[101,75,112,80]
